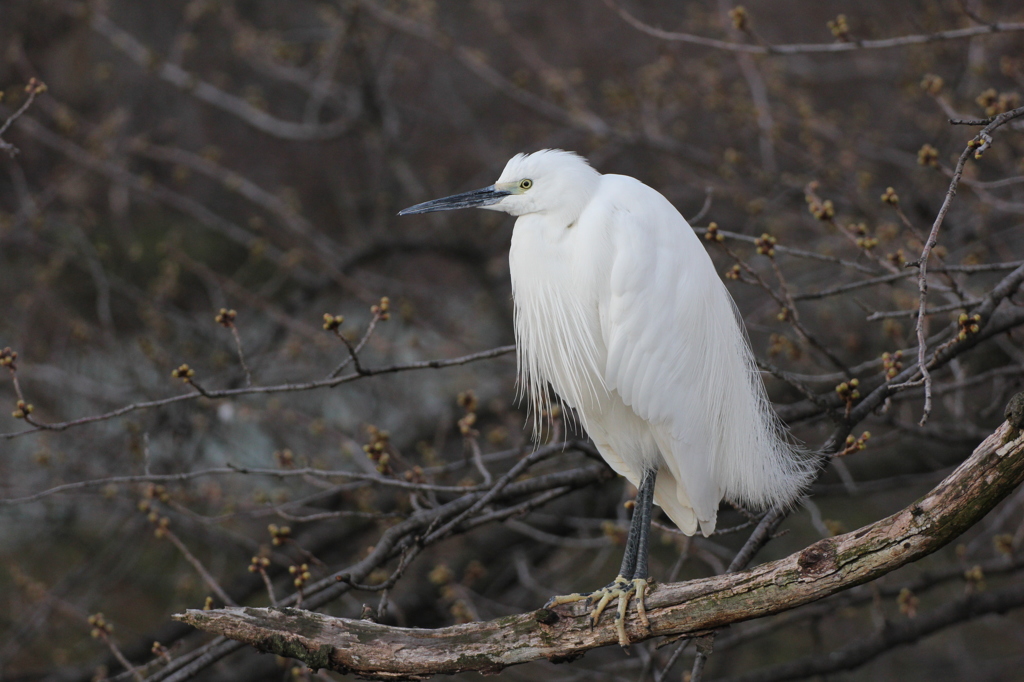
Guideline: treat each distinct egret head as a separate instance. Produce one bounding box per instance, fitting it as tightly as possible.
[398,149,601,224]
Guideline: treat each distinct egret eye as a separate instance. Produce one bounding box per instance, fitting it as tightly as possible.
[519,179,533,190]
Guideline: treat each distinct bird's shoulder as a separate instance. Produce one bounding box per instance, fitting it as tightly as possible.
[596,173,670,204]
[586,174,686,232]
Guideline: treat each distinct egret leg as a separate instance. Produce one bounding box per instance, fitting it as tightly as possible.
[545,465,658,647]
[629,465,656,631]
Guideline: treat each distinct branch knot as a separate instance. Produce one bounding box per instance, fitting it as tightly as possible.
[797,538,838,578]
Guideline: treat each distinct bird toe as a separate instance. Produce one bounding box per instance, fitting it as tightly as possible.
[546,575,649,647]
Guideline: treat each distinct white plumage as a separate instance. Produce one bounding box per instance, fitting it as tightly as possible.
[404,149,811,538]
[498,150,809,536]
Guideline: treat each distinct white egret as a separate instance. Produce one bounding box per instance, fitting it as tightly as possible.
[399,150,810,646]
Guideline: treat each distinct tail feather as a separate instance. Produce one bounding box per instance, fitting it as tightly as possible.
[694,280,814,514]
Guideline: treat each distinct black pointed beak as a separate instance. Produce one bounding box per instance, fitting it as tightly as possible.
[398,185,511,215]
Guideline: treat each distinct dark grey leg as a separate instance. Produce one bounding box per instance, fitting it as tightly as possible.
[618,464,658,580]
[630,466,655,577]
[545,464,660,647]
[631,465,658,581]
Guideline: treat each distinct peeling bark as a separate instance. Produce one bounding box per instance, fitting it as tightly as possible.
[175,420,1024,680]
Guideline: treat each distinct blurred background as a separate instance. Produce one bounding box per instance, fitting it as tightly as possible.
[2,0,1024,680]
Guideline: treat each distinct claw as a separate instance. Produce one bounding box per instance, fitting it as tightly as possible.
[545,576,651,647]
[614,584,632,645]
[544,591,589,609]
[589,580,620,628]
[635,579,650,630]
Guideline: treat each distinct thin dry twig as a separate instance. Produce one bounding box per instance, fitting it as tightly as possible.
[162,529,238,607]
[688,187,714,223]
[228,325,252,387]
[89,13,355,140]
[0,438,584,507]
[604,0,1024,55]
[328,311,384,378]
[0,78,46,156]
[793,261,1024,302]
[866,298,984,320]
[716,238,850,374]
[1,345,516,440]
[96,629,144,682]
[898,106,1024,425]
[352,0,716,163]
[693,225,878,274]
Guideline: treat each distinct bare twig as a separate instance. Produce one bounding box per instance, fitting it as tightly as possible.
[866,298,983,320]
[95,629,144,682]
[794,261,1024,302]
[717,238,850,374]
[906,144,974,423]
[0,439,583,507]
[0,78,46,156]
[688,187,715,224]
[1,345,515,440]
[89,13,355,140]
[903,106,1024,425]
[693,226,878,274]
[132,141,349,269]
[466,436,494,486]
[328,311,383,377]
[604,1,1024,55]
[228,325,252,387]
[15,116,316,284]
[690,634,715,682]
[353,0,716,163]
[420,445,561,545]
[162,529,237,607]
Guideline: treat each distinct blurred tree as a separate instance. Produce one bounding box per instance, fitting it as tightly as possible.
[2,1,1024,680]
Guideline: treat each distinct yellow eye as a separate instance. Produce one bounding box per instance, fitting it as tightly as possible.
[519,179,533,190]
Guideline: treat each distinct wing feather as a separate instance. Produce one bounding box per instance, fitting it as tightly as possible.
[597,177,811,535]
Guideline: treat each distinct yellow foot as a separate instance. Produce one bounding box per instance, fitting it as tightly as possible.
[545,576,650,647]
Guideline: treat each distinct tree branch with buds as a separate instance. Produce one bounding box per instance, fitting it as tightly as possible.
[177,403,1024,678]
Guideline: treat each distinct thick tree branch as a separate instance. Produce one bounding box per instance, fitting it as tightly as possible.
[175,410,1024,679]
